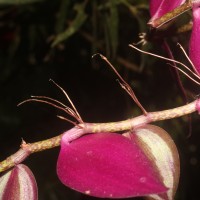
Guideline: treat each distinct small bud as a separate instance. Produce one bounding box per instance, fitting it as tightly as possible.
[57,131,167,198]
[0,164,38,200]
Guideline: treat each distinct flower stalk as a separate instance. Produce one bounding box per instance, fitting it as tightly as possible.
[0,135,62,173]
[0,98,199,173]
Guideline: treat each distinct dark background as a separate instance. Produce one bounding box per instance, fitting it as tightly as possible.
[0,0,199,199]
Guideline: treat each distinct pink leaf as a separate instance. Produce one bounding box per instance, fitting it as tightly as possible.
[0,164,38,200]
[57,132,167,198]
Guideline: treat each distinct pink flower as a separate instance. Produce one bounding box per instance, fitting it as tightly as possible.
[57,126,179,199]
[149,0,186,20]
[189,5,200,75]
[149,0,200,76]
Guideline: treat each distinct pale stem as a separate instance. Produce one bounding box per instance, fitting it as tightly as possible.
[0,99,199,173]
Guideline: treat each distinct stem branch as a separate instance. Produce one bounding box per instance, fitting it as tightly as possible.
[0,135,62,173]
[0,99,199,173]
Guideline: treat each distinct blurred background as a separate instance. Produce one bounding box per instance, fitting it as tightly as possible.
[0,0,199,199]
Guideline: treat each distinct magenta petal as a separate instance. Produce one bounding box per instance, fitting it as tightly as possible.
[149,0,163,17]
[149,0,186,20]
[57,132,167,198]
[189,6,200,75]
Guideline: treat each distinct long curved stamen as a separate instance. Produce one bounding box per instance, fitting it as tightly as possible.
[93,53,148,115]
[129,44,200,84]
[168,63,200,86]
[177,43,200,76]
[31,95,69,108]
[49,79,83,123]
[18,99,83,124]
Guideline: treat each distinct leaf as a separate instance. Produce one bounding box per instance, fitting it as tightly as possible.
[106,0,119,58]
[0,0,43,5]
[55,0,71,34]
[52,3,88,47]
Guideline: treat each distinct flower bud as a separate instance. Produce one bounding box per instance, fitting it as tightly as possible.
[0,164,38,200]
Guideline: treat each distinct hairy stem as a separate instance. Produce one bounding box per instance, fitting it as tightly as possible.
[0,135,62,173]
[0,99,199,173]
[83,99,197,132]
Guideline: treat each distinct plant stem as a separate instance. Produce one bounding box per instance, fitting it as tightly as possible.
[0,99,199,173]
[0,135,62,173]
[148,1,192,28]
[83,99,198,132]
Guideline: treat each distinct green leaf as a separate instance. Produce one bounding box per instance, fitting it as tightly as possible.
[104,0,119,58]
[55,0,71,34]
[0,0,43,5]
[52,3,87,47]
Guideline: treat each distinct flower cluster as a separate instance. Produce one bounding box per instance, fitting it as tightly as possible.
[149,0,200,75]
